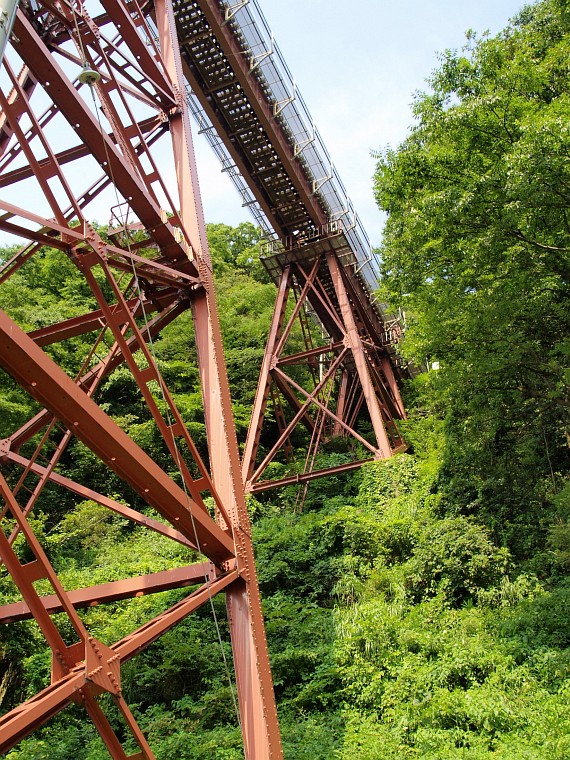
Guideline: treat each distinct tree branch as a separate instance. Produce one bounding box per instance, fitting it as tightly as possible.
[508,229,570,252]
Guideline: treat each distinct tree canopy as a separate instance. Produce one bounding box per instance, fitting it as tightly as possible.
[374,0,569,551]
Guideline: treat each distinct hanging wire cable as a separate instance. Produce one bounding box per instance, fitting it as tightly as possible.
[69,0,88,66]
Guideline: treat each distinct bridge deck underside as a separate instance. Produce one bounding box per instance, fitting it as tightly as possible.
[175,0,320,237]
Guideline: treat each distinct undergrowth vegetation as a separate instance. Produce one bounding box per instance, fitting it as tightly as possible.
[3,423,569,758]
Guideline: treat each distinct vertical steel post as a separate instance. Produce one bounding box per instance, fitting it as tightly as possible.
[381,356,407,419]
[242,265,291,485]
[154,1,283,756]
[327,251,393,458]
[333,369,350,436]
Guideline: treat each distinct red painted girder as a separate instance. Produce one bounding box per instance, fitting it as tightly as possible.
[333,260,406,418]
[347,391,365,432]
[0,677,81,755]
[0,205,195,295]
[0,199,89,249]
[272,365,378,454]
[78,256,222,518]
[277,340,345,367]
[272,373,316,434]
[333,368,350,438]
[241,266,291,483]
[0,308,235,564]
[154,0,284,746]
[327,252,393,458]
[82,694,143,760]
[249,447,406,493]
[12,11,191,263]
[274,259,323,357]
[0,491,74,659]
[380,355,406,420]
[289,259,346,342]
[0,220,72,249]
[249,349,351,484]
[0,62,80,224]
[97,0,176,105]
[2,215,196,287]
[4,427,75,543]
[0,99,58,175]
[0,563,212,623]
[114,694,156,759]
[365,354,404,422]
[39,0,174,110]
[98,249,199,288]
[114,571,240,661]
[0,571,238,755]
[0,116,164,187]
[0,241,40,284]
[3,450,195,549]
[0,64,36,156]
[7,299,187,452]
[249,458,376,493]
[27,296,171,347]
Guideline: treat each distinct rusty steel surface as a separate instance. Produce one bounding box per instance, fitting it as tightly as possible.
[0,0,282,757]
[0,310,235,563]
[0,570,240,754]
[241,249,407,494]
[0,563,213,623]
[0,0,408,754]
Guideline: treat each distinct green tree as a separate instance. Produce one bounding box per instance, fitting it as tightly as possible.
[206,221,269,282]
[374,0,569,553]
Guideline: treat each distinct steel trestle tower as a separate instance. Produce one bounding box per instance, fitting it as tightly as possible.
[175,0,409,493]
[0,0,281,756]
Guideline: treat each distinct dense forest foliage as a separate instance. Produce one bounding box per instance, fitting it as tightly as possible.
[0,0,569,757]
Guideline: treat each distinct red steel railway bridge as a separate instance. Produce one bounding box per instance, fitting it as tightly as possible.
[0,0,408,757]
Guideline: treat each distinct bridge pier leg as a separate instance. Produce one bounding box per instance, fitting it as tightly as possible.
[156,0,283,754]
[242,265,291,486]
[381,356,407,419]
[192,287,283,759]
[326,252,393,458]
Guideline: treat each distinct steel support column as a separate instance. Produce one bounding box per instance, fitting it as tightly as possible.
[156,0,282,754]
[242,247,405,492]
[0,0,282,754]
[242,265,291,485]
[327,251,393,458]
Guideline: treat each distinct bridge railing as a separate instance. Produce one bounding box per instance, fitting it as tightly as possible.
[184,0,381,295]
[225,0,380,287]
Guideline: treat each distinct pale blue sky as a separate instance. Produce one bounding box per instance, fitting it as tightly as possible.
[195,0,530,245]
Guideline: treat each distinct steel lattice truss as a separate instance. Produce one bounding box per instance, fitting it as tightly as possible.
[0,0,282,757]
[242,243,407,499]
[173,0,409,495]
